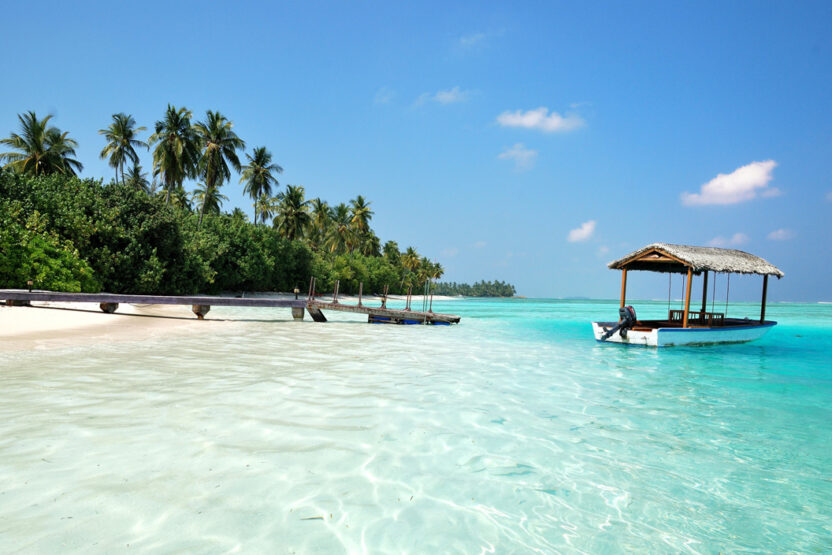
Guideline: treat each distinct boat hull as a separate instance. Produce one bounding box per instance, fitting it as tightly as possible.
[591,321,776,347]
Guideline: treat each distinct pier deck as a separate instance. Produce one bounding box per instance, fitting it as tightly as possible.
[307,299,461,324]
[1,289,460,325]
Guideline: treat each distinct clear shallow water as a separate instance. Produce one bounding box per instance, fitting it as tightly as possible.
[1,298,830,553]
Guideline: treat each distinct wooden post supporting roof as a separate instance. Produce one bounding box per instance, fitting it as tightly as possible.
[619,269,628,309]
[682,267,693,328]
[760,274,769,323]
[700,271,708,314]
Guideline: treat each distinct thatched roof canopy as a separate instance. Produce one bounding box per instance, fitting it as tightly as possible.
[608,243,784,278]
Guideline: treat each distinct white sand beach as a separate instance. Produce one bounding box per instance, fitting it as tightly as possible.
[0,294,462,352]
[0,302,209,352]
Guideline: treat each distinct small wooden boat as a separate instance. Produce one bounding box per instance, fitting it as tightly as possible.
[593,243,783,347]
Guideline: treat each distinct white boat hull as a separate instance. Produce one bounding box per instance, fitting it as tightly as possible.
[591,321,776,347]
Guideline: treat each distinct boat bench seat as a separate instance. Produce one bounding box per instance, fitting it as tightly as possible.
[669,309,725,326]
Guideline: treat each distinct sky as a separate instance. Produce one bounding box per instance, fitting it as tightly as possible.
[1,1,831,301]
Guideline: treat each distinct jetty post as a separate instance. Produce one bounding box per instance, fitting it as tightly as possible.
[192,304,211,320]
[682,267,693,328]
[760,274,769,323]
[619,269,628,309]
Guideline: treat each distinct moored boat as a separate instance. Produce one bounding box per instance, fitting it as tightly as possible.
[593,243,783,347]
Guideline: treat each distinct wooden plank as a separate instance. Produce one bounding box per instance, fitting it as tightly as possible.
[307,299,460,324]
[306,306,328,322]
[0,289,305,308]
[0,289,461,325]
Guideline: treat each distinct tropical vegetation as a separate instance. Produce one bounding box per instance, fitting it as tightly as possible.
[0,108,515,297]
[433,280,517,297]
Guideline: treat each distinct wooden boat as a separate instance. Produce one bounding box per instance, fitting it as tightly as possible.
[593,243,783,347]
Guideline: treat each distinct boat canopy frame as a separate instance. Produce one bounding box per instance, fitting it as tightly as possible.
[607,243,783,329]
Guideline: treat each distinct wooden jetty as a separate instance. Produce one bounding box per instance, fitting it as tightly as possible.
[1,279,461,325]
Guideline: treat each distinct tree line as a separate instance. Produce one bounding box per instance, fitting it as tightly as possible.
[0,108,514,296]
[433,281,517,297]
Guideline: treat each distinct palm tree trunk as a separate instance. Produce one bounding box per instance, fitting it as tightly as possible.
[198,184,210,227]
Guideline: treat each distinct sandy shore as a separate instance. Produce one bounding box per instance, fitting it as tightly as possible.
[0,294,463,352]
[0,302,213,352]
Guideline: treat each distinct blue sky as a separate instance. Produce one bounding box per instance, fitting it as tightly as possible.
[2,1,830,301]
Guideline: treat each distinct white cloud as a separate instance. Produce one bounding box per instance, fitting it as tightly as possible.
[442,247,459,257]
[598,245,610,255]
[567,220,596,243]
[374,87,395,104]
[414,86,471,107]
[767,228,796,241]
[761,187,782,198]
[707,233,749,247]
[498,143,538,171]
[435,86,469,105]
[496,107,585,133]
[682,160,778,206]
[459,32,486,48]
[473,240,487,249]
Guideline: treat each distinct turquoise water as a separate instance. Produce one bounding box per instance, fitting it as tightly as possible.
[1,298,830,552]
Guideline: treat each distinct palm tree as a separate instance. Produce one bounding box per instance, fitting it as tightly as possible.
[349,195,374,233]
[402,247,421,272]
[160,184,193,210]
[383,241,400,265]
[429,261,444,280]
[0,111,83,176]
[254,193,276,226]
[191,183,229,215]
[99,113,147,185]
[274,184,311,240]
[148,105,199,204]
[241,146,282,224]
[194,110,245,226]
[360,232,381,257]
[306,198,331,249]
[124,163,150,192]
[325,202,355,254]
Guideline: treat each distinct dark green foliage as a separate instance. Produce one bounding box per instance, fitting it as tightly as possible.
[0,200,99,292]
[310,251,399,295]
[185,213,311,293]
[0,171,501,297]
[433,280,516,297]
[0,171,311,295]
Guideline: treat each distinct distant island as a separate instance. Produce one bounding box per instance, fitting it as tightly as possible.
[433,280,516,297]
[0,108,496,298]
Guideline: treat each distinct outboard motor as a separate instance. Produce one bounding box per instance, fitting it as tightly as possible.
[600,305,638,341]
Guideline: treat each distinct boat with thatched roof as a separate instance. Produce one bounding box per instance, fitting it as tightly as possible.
[593,243,784,347]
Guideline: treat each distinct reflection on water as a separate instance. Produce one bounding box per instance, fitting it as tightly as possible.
[1,300,830,552]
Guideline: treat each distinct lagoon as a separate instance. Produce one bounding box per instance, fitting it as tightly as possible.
[1,298,830,552]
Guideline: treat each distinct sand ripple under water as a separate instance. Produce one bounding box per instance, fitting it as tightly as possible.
[1,299,831,552]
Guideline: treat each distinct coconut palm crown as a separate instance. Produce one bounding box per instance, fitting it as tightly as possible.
[349,195,374,233]
[241,146,282,224]
[192,183,229,216]
[274,184,311,240]
[0,111,83,176]
[124,163,150,192]
[194,110,245,225]
[148,105,199,204]
[98,113,147,185]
